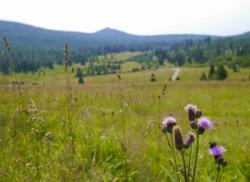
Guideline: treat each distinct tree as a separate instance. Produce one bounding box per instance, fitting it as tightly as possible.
[216,64,228,80]
[150,73,156,82]
[175,50,186,66]
[208,64,216,80]
[75,67,84,84]
[78,75,84,84]
[200,72,207,80]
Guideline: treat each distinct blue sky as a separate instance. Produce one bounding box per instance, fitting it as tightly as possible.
[1,0,250,35]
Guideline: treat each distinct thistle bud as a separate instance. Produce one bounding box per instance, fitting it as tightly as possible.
[190,120,198,129]
[195,110,202,118]
[209,141,217,149]
[184,104,198,121]
[184,132,195,148]
[162,116,177,133]
[173,126,184,150]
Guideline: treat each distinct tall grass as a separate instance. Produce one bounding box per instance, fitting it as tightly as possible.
[0,49,249,181]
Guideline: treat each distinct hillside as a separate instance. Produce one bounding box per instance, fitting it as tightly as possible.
[0,20,213,50]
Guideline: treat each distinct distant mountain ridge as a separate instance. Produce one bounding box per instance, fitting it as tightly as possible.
[0,20,218,50]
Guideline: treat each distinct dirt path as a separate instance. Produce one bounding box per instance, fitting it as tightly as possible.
[171,67,182,80]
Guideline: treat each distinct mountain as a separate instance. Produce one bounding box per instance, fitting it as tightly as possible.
[0,20,215,50]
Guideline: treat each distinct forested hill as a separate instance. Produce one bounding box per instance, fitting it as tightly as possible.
[1,20,250,74]
[0,20,213,50]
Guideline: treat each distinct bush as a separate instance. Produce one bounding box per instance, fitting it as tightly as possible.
[150,73,156,82]
[200,72,207,81]
[216,64,228,80]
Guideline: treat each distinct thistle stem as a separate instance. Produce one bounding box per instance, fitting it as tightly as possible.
[192,132,199,182]
[180,150,189,182]
[164,134,172,149]
[171,135,181,182]
[187,145,192,180]
[158,96,161,161]
[118,77,128,182]
[215,166,221,182]
[218,167,224,182]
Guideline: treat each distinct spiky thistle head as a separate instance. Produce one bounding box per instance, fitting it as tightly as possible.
[173,125,184,150]
[161,84,167,95]
[184,132,195,148]
[64,42,69,68]
[197,117,213,134]
[209,142,227,167]
[162,116,177,133]
[184,104,202,121]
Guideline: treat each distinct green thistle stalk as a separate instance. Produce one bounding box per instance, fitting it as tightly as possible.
[117,74,128,182]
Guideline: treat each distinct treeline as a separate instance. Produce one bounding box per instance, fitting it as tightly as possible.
[0,39,90,74]
[2,31,250,74]
[152,35,250,67]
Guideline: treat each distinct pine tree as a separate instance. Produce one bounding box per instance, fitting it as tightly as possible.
[75,67,84,84]
[208,64,216,80]
[200,72,207,80]
[150,73,156,82]
[216,64,228,80]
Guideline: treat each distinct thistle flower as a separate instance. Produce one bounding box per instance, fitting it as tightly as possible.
[184,132,195,148]
[162,116,177,133]
[173,126,184,150]
[184,104,202,121]
[209,142,227,166]
[197,117,213,134]
[209,145,226,157]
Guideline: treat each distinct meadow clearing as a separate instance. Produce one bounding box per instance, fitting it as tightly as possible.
[0,60,250,181]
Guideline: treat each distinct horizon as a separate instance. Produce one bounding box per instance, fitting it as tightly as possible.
[1,19,249,37]
[1,0,250,36]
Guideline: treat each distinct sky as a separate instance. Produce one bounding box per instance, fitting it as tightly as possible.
[1,0,250,36]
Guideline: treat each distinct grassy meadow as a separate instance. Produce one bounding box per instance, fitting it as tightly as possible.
[0,60,250,181]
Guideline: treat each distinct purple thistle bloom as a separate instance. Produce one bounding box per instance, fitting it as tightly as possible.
[209,144,227,166]
[197,117,212,134]
[184,104,198,113]
[162,116,177,133]
[209,145,226,157]
[184,104,202,121]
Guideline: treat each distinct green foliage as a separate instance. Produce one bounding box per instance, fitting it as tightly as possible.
[150,73,156,82]
[87,62,121,76]
[200,72,207,80]
[208,64,216,80]
[0,67,249,181]
[216,64,228,80]
[75,67,84,84]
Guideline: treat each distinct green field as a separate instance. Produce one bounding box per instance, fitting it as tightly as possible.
[0,65,250,181]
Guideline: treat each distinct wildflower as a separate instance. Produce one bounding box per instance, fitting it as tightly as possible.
[173,126,184,150]
[184,132,195,148]
[197,117,213,134]
[209,145,225,157]
[162,116,177,133]
[209,142,227,166]
[184,104,202,121]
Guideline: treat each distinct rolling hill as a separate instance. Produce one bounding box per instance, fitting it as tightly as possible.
[0,20,215,50]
